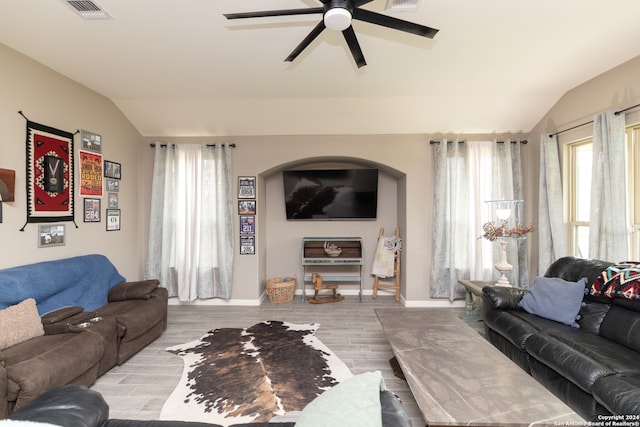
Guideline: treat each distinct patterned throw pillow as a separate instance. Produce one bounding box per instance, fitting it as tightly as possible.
[590,262,640,301]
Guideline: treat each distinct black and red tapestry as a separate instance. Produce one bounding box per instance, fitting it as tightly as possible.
[23,120,76,227]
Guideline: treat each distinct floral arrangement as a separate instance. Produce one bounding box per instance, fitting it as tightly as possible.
[480,220,536,241]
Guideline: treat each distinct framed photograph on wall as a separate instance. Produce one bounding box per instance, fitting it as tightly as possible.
[106,179,119,192]
[238,200,256,215]
[238,176,256,199]
[240,235,255,255]
[38,224,65,248]
[108,192,119,208]
[83,198,101,222]
[80,130,102,153]
[240,215,255,234]
[106,209,121,231]
[104,160,121,179]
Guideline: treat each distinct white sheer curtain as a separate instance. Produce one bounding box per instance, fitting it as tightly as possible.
[589,111,628,262]
[145,144,234,301]
[431,139,529,299]
[468,141,495,280]
[538,134,567,274]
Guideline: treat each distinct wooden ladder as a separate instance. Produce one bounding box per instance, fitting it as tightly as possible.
[372,227,401,302]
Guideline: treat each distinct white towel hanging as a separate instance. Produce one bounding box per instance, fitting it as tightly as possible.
[372,236,395,278]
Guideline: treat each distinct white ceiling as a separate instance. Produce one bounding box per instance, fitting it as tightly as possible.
[2,0,640,137]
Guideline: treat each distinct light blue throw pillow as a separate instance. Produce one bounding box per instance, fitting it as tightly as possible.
[295,371,385,427]
[518,276,588,328]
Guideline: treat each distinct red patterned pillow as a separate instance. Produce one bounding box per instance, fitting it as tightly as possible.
[590,262,640,300]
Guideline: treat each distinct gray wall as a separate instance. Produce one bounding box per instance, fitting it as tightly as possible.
[3,41,640,304]
[0,43,143,280]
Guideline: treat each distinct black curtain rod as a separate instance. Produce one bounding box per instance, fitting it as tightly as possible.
[549,102,640,138]
[429,140,527,144]
[150,143,236,148]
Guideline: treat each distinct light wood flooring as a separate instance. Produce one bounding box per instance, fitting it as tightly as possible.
[90,295,482,427]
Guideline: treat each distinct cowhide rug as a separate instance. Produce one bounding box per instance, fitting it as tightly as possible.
[159,320,352,426]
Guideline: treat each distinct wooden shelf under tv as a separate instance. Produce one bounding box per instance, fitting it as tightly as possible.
[301,237,363,302]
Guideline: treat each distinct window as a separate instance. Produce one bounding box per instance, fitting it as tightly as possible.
[566,139,593,258]
[630,125,640,259]
[565,124,640,259]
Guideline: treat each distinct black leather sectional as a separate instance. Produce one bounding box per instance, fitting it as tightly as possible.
[8,384,412,427]
[482,256,640,420]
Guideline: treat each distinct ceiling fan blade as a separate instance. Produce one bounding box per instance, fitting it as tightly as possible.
[285,21,326,63]
[320,0,374,8]
[224,8,322,20]
[352,8,439,38]
[342,26,367,68]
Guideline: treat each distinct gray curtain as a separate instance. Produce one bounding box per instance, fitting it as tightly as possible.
[492,140,529,288]
[430,140,469,300]
[145,144,234,300]
[589,111,628,262]
[537,134,567,274]
[430,139,530,298]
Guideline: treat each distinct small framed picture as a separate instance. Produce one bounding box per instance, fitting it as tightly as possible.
[81,129,102,153]
[238,176,256,199]
[83,198,101,222]
[104,160,121,179]
[38,224,66,248]
[106,179,119,192]
[240,235,255,255]
[240,215,255,234]
[106,209,121,231]
[108,192,119,208]
[238,200,256,215]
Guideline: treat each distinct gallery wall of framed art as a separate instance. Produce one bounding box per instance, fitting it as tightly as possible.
[16,117,125,249]
[238,176,256,255]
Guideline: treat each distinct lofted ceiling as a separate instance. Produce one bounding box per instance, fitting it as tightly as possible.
[1,0,640,137]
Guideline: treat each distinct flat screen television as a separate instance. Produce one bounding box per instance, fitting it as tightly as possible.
[283,169,378,220]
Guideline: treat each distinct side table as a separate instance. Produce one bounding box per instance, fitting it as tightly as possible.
[457,280,493,322]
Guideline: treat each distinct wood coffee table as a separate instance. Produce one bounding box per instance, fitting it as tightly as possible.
[376,308,584,426]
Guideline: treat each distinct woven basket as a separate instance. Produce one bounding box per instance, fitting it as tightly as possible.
[266,276,296,303]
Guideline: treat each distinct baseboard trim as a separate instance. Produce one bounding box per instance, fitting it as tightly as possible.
[167,293,465,308]
[167,297,262,306]
[403,300,466,308]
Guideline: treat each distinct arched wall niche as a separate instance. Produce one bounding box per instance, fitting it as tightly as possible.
[257,156,406,299]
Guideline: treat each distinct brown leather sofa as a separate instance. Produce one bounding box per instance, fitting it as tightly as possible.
[0,255,168,417]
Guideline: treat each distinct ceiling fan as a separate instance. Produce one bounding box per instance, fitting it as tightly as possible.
[224,0,439,68]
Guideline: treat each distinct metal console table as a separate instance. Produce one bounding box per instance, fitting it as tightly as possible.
[301,237,363,302]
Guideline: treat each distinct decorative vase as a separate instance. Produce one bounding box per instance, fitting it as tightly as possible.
[494,239,512,286]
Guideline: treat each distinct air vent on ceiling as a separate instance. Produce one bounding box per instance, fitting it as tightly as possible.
[385,0,421,11]
[63,0,112,19]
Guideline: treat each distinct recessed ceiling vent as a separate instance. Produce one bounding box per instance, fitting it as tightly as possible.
[63,0,112,19]
[385,0,421,11]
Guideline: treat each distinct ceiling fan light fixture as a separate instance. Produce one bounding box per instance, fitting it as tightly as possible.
[324,8,352,31]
